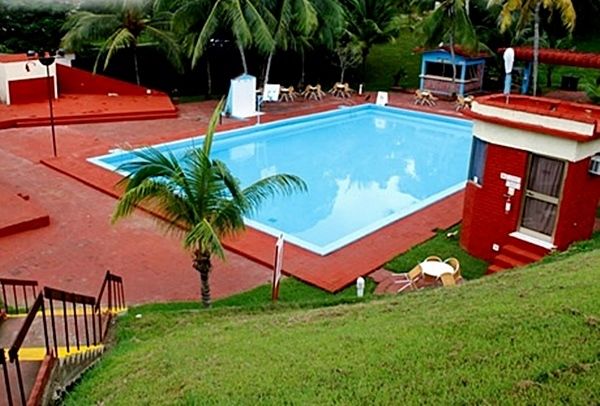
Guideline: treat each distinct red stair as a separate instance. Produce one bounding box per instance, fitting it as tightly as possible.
[487,240,548,274]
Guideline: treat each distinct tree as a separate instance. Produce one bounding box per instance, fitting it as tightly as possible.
[61,0,181,85]
[173,0,274,74]
[488,0,575,95]
[260,0,318,90]
[111,101,306,307]
[335,39,363,83]
[340,0,402,75]
[420,0,480,84]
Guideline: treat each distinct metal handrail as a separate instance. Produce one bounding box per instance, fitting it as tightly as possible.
[95,271,125,340]
[0,278,38,315]
[6,293,47,406]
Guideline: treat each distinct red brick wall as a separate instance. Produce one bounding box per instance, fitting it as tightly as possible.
[554,158,600,250]
[460,143,529,260]
[8,77,54,104]
[57,64,151,96]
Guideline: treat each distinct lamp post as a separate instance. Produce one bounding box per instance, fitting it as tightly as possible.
[38,53,57,157]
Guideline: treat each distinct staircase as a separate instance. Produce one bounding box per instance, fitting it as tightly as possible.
[0,272,126,406]
[487,238,550,274]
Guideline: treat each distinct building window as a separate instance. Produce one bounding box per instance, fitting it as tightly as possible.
[468,138,487,185]
[424,61,463,80]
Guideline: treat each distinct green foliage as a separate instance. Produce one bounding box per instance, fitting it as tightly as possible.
[61,0,182,84]
[385,226,489,280]
[64,249,600,404]
[341,0,403,62]
[0,0,72,53]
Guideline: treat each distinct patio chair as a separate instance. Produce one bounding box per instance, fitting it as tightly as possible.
[424,256,442,262]
[444,257,460,274]
[263,84,281,102]
[394,264,423,292]
[440,273,457,287]
[455,95,474,111]
[302,84,326,101]
[376,91,389,106]
[279,86,298,102]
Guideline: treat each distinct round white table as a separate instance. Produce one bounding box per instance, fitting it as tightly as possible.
[420,261,454,278]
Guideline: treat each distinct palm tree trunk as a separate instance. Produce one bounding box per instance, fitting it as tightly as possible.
[206,57,213,96]
[340,66,346,83]
[263,51,274,91]
[449,32,457,87]
[532,1,541,96]
[299,49,306,87]
[132,43,141,86]
[193,250,212,308]
[237,42,249,74]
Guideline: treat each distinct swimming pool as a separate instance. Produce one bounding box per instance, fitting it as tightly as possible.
[90,104,473,255]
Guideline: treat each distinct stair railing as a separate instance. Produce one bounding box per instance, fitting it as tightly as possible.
[1,273,125,406]
[95,271,126,340]
[5,293,48,406]
[0,278,38,315]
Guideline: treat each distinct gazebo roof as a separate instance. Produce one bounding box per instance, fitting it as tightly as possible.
[499,47,600,69]
[418,46,490,59]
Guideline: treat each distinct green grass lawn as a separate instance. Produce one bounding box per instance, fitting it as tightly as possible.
[365,29,422,91]
[65,248,600,404]
[385,226,489,280]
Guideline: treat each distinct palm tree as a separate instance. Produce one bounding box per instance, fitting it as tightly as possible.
[111,101,306,307]
[173,0,274,74]
[488,0,575,95]
[62,0,181,85]
[260,0,318,90]
[420,0,480,83]
[340,0,402,75]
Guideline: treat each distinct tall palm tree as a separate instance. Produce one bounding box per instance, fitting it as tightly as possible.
[62,0,181,85]
[259,0,317,90]
[420,0,480,83]
[111,101,306,307]
[173,0,274,74]
[340,0,402,74]
[488,0,575,95]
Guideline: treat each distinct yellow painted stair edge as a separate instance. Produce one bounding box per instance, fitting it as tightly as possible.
[17,345,105,361]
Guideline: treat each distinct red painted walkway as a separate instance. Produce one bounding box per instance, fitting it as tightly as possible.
[0,93,467,301]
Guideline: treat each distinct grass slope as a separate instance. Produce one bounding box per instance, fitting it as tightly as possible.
[66,251,600,404]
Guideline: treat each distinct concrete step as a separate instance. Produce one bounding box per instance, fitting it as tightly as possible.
[492,254,527,270]
[503,244,544,264]
[486,264,506,275]
[507,236,551,257]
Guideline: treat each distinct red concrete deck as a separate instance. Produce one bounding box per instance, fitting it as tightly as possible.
[0,184,49,238]
[0,93,177,130]
[0,92,467,301]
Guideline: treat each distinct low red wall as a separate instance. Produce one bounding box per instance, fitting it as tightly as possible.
[8,77,54,104]
[460,143,528,260]
[57,64,154,96]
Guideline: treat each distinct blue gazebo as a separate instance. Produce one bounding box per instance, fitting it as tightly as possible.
[419,47,487,97]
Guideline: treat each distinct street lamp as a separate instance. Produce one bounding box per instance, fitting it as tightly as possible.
[38,53,57,157]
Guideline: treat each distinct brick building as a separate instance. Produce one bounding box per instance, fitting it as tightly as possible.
[461,94,600,273]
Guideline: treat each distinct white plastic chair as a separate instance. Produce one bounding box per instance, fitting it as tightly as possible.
[376,91,389,106]
[263,84,281,102]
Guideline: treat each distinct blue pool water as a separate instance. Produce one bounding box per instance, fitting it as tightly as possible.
[90,105,473,255]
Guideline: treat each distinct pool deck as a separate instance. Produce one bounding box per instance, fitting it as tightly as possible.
[0,91,467,301]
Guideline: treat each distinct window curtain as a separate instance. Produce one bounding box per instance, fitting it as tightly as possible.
[527,156,564,197]
[521,198,557,236]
